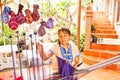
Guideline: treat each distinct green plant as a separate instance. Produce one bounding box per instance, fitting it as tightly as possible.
[70,27,85,52]
[0,24,15,45]
[0,37,10,45]
[91,24,96,31]
[80,34,85,52]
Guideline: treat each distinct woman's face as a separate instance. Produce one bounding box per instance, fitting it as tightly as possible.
[58,30,70,46]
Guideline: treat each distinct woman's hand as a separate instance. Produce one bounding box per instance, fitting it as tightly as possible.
[37,42,53,60]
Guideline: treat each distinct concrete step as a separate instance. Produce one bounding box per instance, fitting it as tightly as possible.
[90,43,120,51]
[92,33,118,39]
[93,24,112,27]
[97,38,120,45]
[93,21,111,24]
[83,49,118,59]
[93,30,116,34]
[82,54,120,70]
[95,27,114,30]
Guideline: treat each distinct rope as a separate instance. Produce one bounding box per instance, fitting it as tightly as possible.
[23,32,32,80]
[9,36,17,80]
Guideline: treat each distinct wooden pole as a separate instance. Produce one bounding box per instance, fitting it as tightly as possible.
[0,0,4,32]
[77,0,81,51]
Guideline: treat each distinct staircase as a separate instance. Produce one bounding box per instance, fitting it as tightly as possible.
[82,12,120,70]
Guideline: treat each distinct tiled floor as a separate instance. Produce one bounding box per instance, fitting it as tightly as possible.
[79,69,120,80]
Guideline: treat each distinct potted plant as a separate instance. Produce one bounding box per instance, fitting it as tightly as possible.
[91,24,96,32]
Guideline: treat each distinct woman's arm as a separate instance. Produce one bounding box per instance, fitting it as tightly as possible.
[73,56,80,68]
[37,43,53,60]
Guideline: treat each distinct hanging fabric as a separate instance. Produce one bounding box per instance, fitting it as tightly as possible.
[8,11,18,30]
[16,4,25,25]
[45,0,54,29]
[45,18,54,29]
[57,57,76,80]
[25,1,33,24]
[1,4,11,24]
[25,9,33,24]
[32,4,40,21]
[38,21,46,36]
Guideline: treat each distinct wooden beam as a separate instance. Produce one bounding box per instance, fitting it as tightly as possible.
[0,0,13,6]
[77,0,81,51]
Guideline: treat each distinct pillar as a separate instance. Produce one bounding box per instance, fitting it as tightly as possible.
[84,6,93,49]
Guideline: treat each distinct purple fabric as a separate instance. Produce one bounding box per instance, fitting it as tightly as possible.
[57,57,75,80]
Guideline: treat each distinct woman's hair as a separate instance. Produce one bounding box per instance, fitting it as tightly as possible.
[58,28,71,44]
[58,27,71,35]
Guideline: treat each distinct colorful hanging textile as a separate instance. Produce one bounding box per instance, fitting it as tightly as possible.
[1,6,11,24]
[16,4,25,25]
[8,11,18,30]
[38,21,46,36]
[32,4,40,21]
[25,9,33,24]
[45,18,54,29]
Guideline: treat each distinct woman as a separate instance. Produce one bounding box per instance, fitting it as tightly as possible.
[37,28,80,76]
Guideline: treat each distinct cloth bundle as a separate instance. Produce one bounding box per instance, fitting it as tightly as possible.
[8,11,18,30]
[16,4,25,25]
[25,9,33,24]
[45,18,54,29]
[38,21,46,36]
[32,4,40,21]
[1,6,11,24]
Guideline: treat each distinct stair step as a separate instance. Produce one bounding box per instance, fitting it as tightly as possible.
[82,55,120,70]
[90,43,120,51]
[98,38,120,45]
[95,27,114,30]
[93,30,116,34]
[92,33,118,39]
[83,49,118,59]
[93,21,111,24]
[94,24,112,27]
[93,12,109,21]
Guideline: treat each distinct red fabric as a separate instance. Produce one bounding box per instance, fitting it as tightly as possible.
[16,4,25,25]
[38,21,46,36]
[8,11,18,30]
[25,9,33,24]
[32,4,40,21]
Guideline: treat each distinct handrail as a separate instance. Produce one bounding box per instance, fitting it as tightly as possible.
[106,12,112,17]
[76,54,120,77]
[60,54,120,79]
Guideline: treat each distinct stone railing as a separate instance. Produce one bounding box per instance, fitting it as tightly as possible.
[84,6,93,49]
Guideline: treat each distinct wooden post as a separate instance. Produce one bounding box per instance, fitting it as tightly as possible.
[112,0,117,26]
[84,6,93,49]
[77,0,81,51]
[0,0,4,32]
